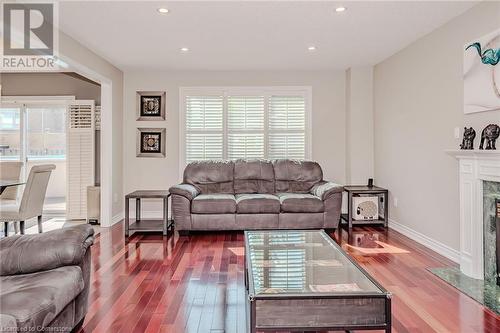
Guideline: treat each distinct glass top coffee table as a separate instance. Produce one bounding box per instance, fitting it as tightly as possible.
[244,230,391,333]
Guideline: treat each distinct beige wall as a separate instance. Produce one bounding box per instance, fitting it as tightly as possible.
[346,67,374,185]
[2,73,100,102]
[123,70,346,214]
[374,2,500,252]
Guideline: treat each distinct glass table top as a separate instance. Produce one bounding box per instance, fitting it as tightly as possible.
[245,230,384,295]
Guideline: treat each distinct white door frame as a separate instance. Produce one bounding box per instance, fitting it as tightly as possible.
[55,60,114,227]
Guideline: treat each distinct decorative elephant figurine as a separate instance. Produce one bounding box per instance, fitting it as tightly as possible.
[479,124,500,150]
[460,127,476,150]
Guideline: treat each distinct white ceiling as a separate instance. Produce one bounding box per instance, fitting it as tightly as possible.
[59,1,478,71]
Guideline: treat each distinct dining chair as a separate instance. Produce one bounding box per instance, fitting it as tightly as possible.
[1,164,56,236]
[0,161,23,200]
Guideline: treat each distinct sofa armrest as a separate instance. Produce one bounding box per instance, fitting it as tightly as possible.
[0,224,94,276]
[310,181,344,200]
[169,184,200,201]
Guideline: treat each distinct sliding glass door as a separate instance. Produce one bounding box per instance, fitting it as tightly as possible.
[0,106,22,161]
[26,105,66,160]
[0,100,68,213]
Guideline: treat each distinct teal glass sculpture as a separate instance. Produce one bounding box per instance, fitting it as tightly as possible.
[466,42,500,66]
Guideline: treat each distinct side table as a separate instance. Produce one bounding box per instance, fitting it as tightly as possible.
[341,185,389,232]
[125,190,173,237]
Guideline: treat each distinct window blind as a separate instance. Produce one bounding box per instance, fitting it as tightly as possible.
[268,95,306,159]
[227,96,265,159]
[183,89,308,164]
[185,96,224,163]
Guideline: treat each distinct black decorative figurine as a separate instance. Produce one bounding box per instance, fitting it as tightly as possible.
[460,127,476,150]
[479,124,500,150]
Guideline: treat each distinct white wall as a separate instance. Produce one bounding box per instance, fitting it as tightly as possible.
[123,70,346,215]
[374,2,500,253]
[346,67,374,185]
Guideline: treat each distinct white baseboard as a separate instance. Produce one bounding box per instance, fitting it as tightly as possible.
[389,218,460,263]
[111,212,124,226]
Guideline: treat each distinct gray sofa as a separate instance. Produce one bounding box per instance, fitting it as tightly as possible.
[0,225,94,332]
[170,159,343,233]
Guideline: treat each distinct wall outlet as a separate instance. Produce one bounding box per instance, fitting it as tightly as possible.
[393,197,398,207]
[454,127,460,139]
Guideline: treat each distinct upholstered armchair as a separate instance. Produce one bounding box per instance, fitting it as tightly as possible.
[0,224,94,332]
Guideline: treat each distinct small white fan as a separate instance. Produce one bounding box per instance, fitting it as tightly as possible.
[352,196,379,221]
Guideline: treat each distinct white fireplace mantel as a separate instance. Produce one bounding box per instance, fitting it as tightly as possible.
[446,149,500,279]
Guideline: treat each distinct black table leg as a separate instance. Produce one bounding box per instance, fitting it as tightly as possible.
[163,197,168,236]
[136,198,141,221]
[347,191,353,232]
[125,198,129,237]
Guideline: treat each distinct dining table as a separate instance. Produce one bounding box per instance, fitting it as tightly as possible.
[0,180,25,195]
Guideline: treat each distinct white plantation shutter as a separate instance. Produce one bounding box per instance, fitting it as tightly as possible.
[186,133,223,162]
[227,96,265,159]
[185,96,223,163]
[94,105,101,130]
[182,88,309,164]
[268,95,306,159]
[228,133,264,159]
[268,133,305,159]
[67,100,95,220]
[227,96,264,130]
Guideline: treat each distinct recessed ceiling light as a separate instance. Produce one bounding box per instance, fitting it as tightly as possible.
[157,8,169,14]
[335,6,347,12]
[308,46,316,51]
[180,47,189,52]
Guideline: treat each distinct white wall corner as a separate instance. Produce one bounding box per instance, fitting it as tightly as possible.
[389,218,460,263]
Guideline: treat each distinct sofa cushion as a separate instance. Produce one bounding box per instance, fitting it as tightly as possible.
[192,194,236,214]
[236,194,280,214]
[273,160,323,193]
[184,160,234,194]
[277,193,324,213]
[0,266,84,330]
[234,159,275,194]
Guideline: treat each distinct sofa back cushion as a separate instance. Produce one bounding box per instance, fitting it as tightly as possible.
[273,159,323,193]
[234,159,275,194]
[184,160,234,194]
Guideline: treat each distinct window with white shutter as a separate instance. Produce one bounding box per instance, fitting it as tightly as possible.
[227,96,265,159]
[185,95,224,163]
[268,95,306,159]
[181,88,310,165]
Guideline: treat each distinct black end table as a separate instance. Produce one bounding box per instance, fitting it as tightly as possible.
[125,190,172,237]
[341,185,389,232]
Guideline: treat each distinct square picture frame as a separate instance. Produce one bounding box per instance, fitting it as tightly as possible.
[136,128,166,158]
[136,91,166,120]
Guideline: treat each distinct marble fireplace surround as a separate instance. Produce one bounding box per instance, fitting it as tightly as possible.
[447,150,500,280]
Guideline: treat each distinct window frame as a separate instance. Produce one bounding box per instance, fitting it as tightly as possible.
[179,86,312,172]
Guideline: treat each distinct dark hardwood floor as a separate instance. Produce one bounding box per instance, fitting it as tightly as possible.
[78,223,500,333]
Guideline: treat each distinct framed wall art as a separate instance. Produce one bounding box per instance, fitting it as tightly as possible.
[136,91,166,120]
[464,28,500,114]
[136,128,166,158]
